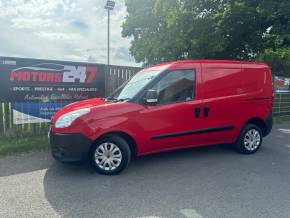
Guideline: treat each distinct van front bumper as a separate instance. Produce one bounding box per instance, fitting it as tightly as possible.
[49,131,93,162]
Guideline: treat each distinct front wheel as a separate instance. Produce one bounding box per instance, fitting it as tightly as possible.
[235,124,263,154]
[91,135,131,175]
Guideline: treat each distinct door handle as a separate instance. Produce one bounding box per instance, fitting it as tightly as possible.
[204,106,209,117]
[195,106,201,118]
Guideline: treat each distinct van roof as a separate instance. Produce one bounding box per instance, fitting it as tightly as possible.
[145,60,269,71]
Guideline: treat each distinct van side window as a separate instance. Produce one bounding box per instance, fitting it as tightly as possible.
[152,70,196,104]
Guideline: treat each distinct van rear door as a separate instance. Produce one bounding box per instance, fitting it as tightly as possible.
[199,63,243,145]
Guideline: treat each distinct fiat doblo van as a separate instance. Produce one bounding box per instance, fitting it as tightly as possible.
[49,60,273,175]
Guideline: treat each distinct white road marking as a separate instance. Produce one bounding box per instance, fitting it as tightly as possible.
[180,209,203,218]
[137,216,161,218]
[278,128,290,134]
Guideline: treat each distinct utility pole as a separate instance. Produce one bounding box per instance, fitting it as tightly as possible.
[104,1,115,96]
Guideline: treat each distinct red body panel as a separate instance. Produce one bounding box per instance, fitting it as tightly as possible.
[51,60,273,156]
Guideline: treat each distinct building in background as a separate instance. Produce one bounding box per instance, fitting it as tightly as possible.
[274,76,290,93]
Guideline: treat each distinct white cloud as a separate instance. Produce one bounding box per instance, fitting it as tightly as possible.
[11,18,55,29]
[0,0,140,67]
[36,31,80,41]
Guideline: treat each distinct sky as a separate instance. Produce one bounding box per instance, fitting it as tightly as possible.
[0,0,140,67]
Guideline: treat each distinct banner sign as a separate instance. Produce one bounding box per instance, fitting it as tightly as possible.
[274,76,290,93]
[12,101,73,124]
[0,56,106,102]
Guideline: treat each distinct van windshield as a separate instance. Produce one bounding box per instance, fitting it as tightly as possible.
[107,70,162,101]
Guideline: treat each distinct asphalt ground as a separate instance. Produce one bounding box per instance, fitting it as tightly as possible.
[0,122,290,218]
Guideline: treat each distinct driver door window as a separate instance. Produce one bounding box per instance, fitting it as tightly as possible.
[152,70,196,105]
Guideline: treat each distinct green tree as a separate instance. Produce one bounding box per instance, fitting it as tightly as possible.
[258,48,290,77]
[122,0,290,75]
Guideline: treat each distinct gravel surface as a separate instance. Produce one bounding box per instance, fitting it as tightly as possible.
[0,123,290,218]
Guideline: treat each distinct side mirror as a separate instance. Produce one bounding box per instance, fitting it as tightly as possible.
[144,89,158,105]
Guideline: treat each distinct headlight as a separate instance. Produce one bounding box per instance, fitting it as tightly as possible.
[55,108,90,128]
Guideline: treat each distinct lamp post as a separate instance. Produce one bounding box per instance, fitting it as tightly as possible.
[104,0,115,96]
[105,0,115,96]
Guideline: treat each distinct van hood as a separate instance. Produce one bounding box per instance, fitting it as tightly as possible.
[64,98,111,110]
[53,98,111,121]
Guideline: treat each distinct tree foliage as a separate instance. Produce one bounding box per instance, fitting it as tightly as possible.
[122,0,290,75]
[258,48,290,76]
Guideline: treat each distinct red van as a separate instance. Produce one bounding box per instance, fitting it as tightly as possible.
[49,60,273,175]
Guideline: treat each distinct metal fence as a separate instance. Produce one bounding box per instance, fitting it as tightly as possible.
[0,102,51,137]
[105,65,140,95]
[273,93,290,117]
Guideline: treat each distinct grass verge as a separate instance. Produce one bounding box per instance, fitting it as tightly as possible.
[273,115,290,124]
[0,135,50,156]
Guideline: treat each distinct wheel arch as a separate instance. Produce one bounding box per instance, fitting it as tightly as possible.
[244,117,267,136]
[89,131,138,158]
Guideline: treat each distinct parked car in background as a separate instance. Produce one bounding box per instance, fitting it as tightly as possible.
[49,60,273,175]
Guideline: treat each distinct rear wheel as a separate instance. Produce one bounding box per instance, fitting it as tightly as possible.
[235,124,263,154]
[91,135,131,175]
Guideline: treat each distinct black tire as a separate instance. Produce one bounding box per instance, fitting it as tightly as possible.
[235,124,263,154]
[90,135,131,175]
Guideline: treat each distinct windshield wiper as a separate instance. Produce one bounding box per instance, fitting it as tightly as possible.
[105,97,118,102]
[116,98,131,102]
[104,97,130,102]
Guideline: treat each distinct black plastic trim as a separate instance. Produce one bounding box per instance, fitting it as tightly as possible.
[264,112,273,136]
[150,125,235,140]
[195,106,201,118]
[49,131,93,162]
[204,106,209,117]
[246,97,272,101]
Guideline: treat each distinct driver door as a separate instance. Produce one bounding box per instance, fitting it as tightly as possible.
[135,64,204,154]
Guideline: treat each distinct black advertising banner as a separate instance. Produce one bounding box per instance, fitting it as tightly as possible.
[0,56,106,102]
